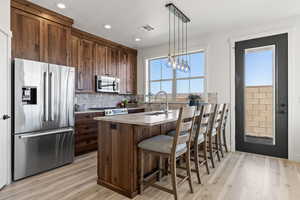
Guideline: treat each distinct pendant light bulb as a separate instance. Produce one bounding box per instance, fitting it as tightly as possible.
[167,55,172,67]
[172,61,177,69]
[181,64,185,71]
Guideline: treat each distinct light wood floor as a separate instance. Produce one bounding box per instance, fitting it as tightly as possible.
[1,151,300,200]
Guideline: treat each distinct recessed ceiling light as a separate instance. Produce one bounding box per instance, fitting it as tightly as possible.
[57,3,66,9]
[135,38,141,42]
[104,24,112,29]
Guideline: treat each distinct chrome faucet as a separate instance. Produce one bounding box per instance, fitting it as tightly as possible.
[154,91,169,114]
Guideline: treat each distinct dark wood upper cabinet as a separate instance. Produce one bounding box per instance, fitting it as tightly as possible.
[71,34,94,92]
[11,0,137,95]
[11,8,43,61]
[94,43,107,76]
[127,52,137,94]
[79,39,94,92]
[71,35,81,90]
[107,47,119,77]
[119,51,128,94]
[44,21,71,66]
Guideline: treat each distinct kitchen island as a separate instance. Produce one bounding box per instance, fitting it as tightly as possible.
[94,110,179,198]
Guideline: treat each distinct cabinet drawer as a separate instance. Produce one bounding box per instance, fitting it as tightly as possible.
[76,122,97,134]
[75,132,97,143]
[75,112,104,122]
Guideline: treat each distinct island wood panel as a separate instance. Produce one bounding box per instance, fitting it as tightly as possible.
[98,121,176,198]
[11,8,44,61]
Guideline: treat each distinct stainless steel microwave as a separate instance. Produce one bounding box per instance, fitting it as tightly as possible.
[96,76,120,93]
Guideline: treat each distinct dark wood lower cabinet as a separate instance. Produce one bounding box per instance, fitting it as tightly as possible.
[75,108,145,156]
[75,112,104,156]
[97,121,176,198]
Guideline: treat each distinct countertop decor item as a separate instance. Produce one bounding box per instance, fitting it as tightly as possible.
[188,94,202,106]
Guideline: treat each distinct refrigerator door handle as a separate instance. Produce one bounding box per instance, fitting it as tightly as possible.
[43,72,49,122]
[18,128,74,139]
[49,72,54,121]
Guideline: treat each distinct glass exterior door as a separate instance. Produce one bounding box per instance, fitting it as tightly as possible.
[235,33,288,158]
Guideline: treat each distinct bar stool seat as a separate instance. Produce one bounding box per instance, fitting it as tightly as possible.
[167,129,205,143]
[138,135,187,156]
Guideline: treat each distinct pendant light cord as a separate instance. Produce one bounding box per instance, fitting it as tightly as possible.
[169,6,171,59]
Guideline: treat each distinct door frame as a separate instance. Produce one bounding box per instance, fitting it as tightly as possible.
[229,27,296,161]
[0,27,12,186]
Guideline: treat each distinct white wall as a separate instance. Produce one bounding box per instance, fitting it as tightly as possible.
[137,16,300,162]
[0,0,10,33]
[0,0,11,185]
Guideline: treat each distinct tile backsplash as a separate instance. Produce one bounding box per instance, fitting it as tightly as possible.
[75,93,131,110]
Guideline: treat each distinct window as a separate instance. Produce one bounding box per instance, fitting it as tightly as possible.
[148,51,206,99]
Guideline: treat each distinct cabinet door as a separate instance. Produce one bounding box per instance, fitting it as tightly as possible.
[118,51,128,94]
[44,21,71,65]
[70,35,81,90]
[11,8,43,61]
[107,47,119,77]
[94,43,107,76]
[127,53,137,94]
[79,39,94,92]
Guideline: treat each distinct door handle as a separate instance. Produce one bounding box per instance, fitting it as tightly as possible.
[49,72,54,121]
[18,128,74,139]
[2,115,10,120]
[43,72,49,122]
[278,110,287,114]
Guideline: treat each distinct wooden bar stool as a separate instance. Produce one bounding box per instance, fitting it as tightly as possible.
[192,104,215,184]
[138,106,197,200]
[207,104,224,168]
[220,104,230,155]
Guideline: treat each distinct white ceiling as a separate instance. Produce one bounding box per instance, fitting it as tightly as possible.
[29,0,300,49]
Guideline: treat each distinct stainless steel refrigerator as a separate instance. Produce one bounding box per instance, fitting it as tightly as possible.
[13,58,75,181]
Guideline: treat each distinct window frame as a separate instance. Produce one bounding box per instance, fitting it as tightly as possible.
[147,50,207,99]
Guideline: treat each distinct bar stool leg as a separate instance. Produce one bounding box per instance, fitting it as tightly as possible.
[209,136,215,168]
[219,130,224,158]
[157,156,163,181]
[186,149,194,193]
[203,140,210,174]
[170,156,178,200]
[194,143,201,184]
[223,129,229,153]
[215,135,221,162]
[139,149,144,194]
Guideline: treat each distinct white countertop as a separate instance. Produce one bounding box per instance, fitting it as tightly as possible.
[94,110,179,126]
[75,107,145,114]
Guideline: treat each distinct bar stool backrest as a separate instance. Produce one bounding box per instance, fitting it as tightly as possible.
[194,104,214,144]
[221,104,230,131]
[172,106,197,155]
[211,104,225,134]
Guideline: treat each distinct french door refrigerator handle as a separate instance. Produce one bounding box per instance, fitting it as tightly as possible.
[43,72,49,121]
[49,72,54,121]
[18,128,74,139]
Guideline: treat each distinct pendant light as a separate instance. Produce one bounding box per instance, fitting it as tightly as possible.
[165,3,191,72]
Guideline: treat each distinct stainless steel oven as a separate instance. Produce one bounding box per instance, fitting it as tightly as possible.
[96,76,120,93]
